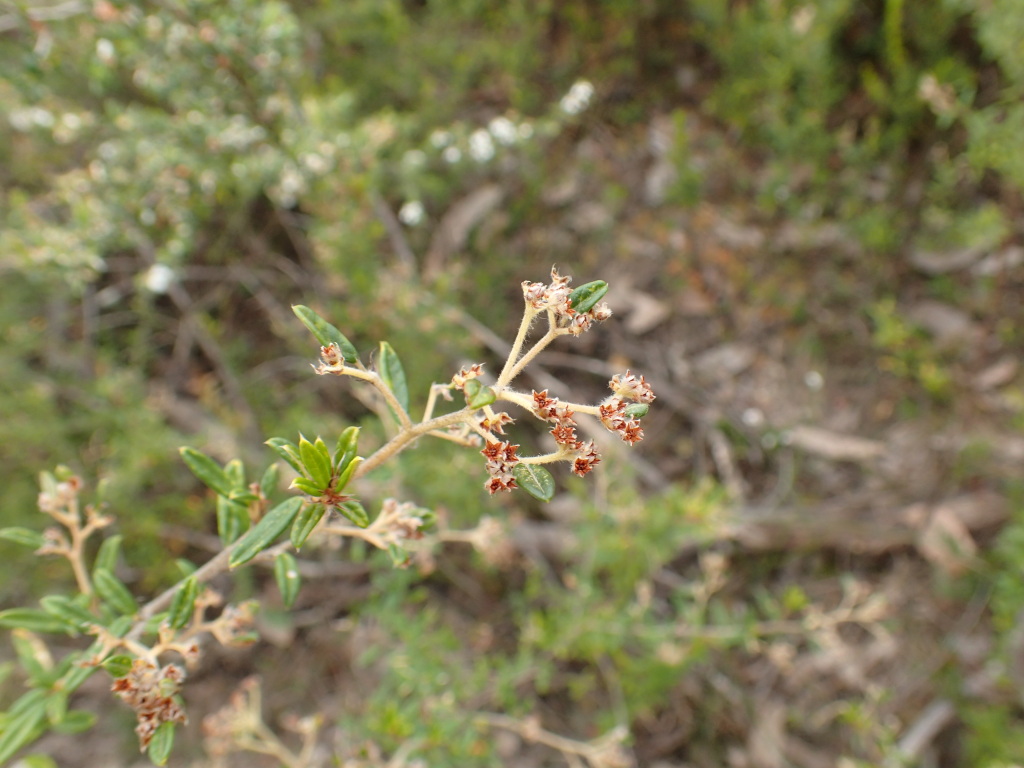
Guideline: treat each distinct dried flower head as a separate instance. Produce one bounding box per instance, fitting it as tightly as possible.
[111,659,188,749]
[481,440,520,493]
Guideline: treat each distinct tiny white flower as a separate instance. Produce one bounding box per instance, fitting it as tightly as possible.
[468,129,495,162]
[488,116,518,146]
[443,146,462,164]
[399,200,425,226]
[559,79,594,115]
[96,38,116,64]
[143,264,176,294]
[429,130,452,148]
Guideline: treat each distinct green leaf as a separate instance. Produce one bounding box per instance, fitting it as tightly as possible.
[0,689,48,764]
[12,632,52,687]
[513,464,556,502]
[290,502,325,549]
[333,426,360,472]
[377,341,409,414]
[463,379,497,409]
[292,305,360,363]
[274,552,301,608]
[92,568,138,616]
[167,575,199,630]
[147,721,176,765]
[39,597,96,632]
[265,437,303,474]
[259,463,280,495]
[175,559,197,577]
[216,496,249,545]
[290,477,325,496]
[624,403,649,418]
[101,654,134,678]
[387,542,409,568]
[179,447,233,498]
[45,691,67,726]
[224,458,246,488]
[298,436,332,489]
[92,535,122,576]
[229,497,303,568]
[50,709,96,735]
[20,754,59,768]
[337,499,369,528]
[335,456,363,493]
[0,527,44,549]
[568,280,609,314]
[0,608,76,635]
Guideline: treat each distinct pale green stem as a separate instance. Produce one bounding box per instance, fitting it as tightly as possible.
[495,304,542,388]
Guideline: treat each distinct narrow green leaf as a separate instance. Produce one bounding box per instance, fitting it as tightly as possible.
[624,403,649,418]
[92,535,122,576]
[224,458,246,489]
[0,690,48,764]
[568,279,608,314]
[259,463,280,495]
[45,691,68,726]
[265,438,303,474]
[335,455,363,493]
[298,436,332,490]
[11,632,52,687]
[179,447,233,498]
[229,497,303,568]
[337,499,369,528]
[57,650,100,691]
[92,569,138,616]
[387,542,409,568]
[216,496,249,545]
[175,559,197,578]
[333,426,360,472]
[167,576,199,630]
[290,502,325,549]
[20,754,59,768]
[377,341,409,414]
[147,721,176,766]
[51,709,96,735]
[290,477,325,496]
[101,654,134,678]
[0,527,45,549]
[0,608,76,635]
[292,305,360,363]
[512,464,556,502]
[274,552,301,608]
[39,597,96,631]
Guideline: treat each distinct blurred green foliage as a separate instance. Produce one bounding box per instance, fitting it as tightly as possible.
[3,0,1024,763]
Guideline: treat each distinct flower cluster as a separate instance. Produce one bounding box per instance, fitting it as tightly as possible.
[599,371,655,446]
[521,267,613,336]
[481,440,520,494]
[532,390,602,476]
[111,659,188,749]
[378,498,429,545]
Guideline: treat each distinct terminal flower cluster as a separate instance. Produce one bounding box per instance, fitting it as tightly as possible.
[522,267,613,336]
[111,659,188,749]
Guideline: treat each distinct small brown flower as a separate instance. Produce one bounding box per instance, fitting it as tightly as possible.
[112,659,188,750]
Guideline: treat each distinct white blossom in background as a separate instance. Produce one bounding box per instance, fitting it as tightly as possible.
[143,263,176,294]
[517,121,535,140]
[96,38,116,64]
[559,79,594,115]
[443,146,462,164]
[468,128,495,162]
[399,200,425,226]
[488,116,518,146]
[429,129,453,148]
[402,149,427,168]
